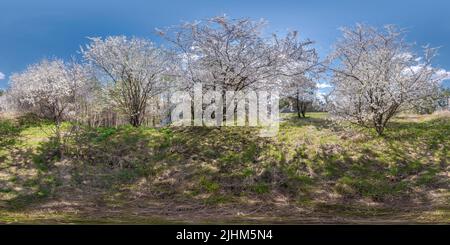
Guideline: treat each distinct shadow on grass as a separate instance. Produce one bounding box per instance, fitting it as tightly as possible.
[1,113,448,221]
[281,112,345,132]
[62,125,273,194]
[0,114,61,211]
[306,115,449,205]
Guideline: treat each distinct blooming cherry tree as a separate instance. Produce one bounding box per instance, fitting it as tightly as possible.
[9,59,90,123]
[161,16,320,90]
[159,15,321,121]
[282,75,317,118]
[82,36,172,126]
[329,24,446,135]
[9,59,92,154]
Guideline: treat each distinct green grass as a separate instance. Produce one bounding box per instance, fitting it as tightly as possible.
[0,112,449,223]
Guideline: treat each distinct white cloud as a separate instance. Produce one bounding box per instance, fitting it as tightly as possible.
[315,91,327,103]
[404,66,450,83]
[316,82,332,89]
[436,69,450,82]
[0,72,5,80]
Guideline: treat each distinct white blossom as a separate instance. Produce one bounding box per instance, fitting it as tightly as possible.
[329,24,446,135]
[82,36,172,126]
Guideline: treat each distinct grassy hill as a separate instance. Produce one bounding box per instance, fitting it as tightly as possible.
[0,112,449,224]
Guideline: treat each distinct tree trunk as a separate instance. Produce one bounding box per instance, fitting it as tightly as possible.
[295,92,301,118]
[129,113,141,127]
[375,126,384,136]
[373,115,385,136]
[54,118,63,158]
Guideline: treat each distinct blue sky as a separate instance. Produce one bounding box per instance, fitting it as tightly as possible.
[1,0,450,89]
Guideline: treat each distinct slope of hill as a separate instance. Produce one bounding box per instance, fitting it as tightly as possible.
[0,112,449,223]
